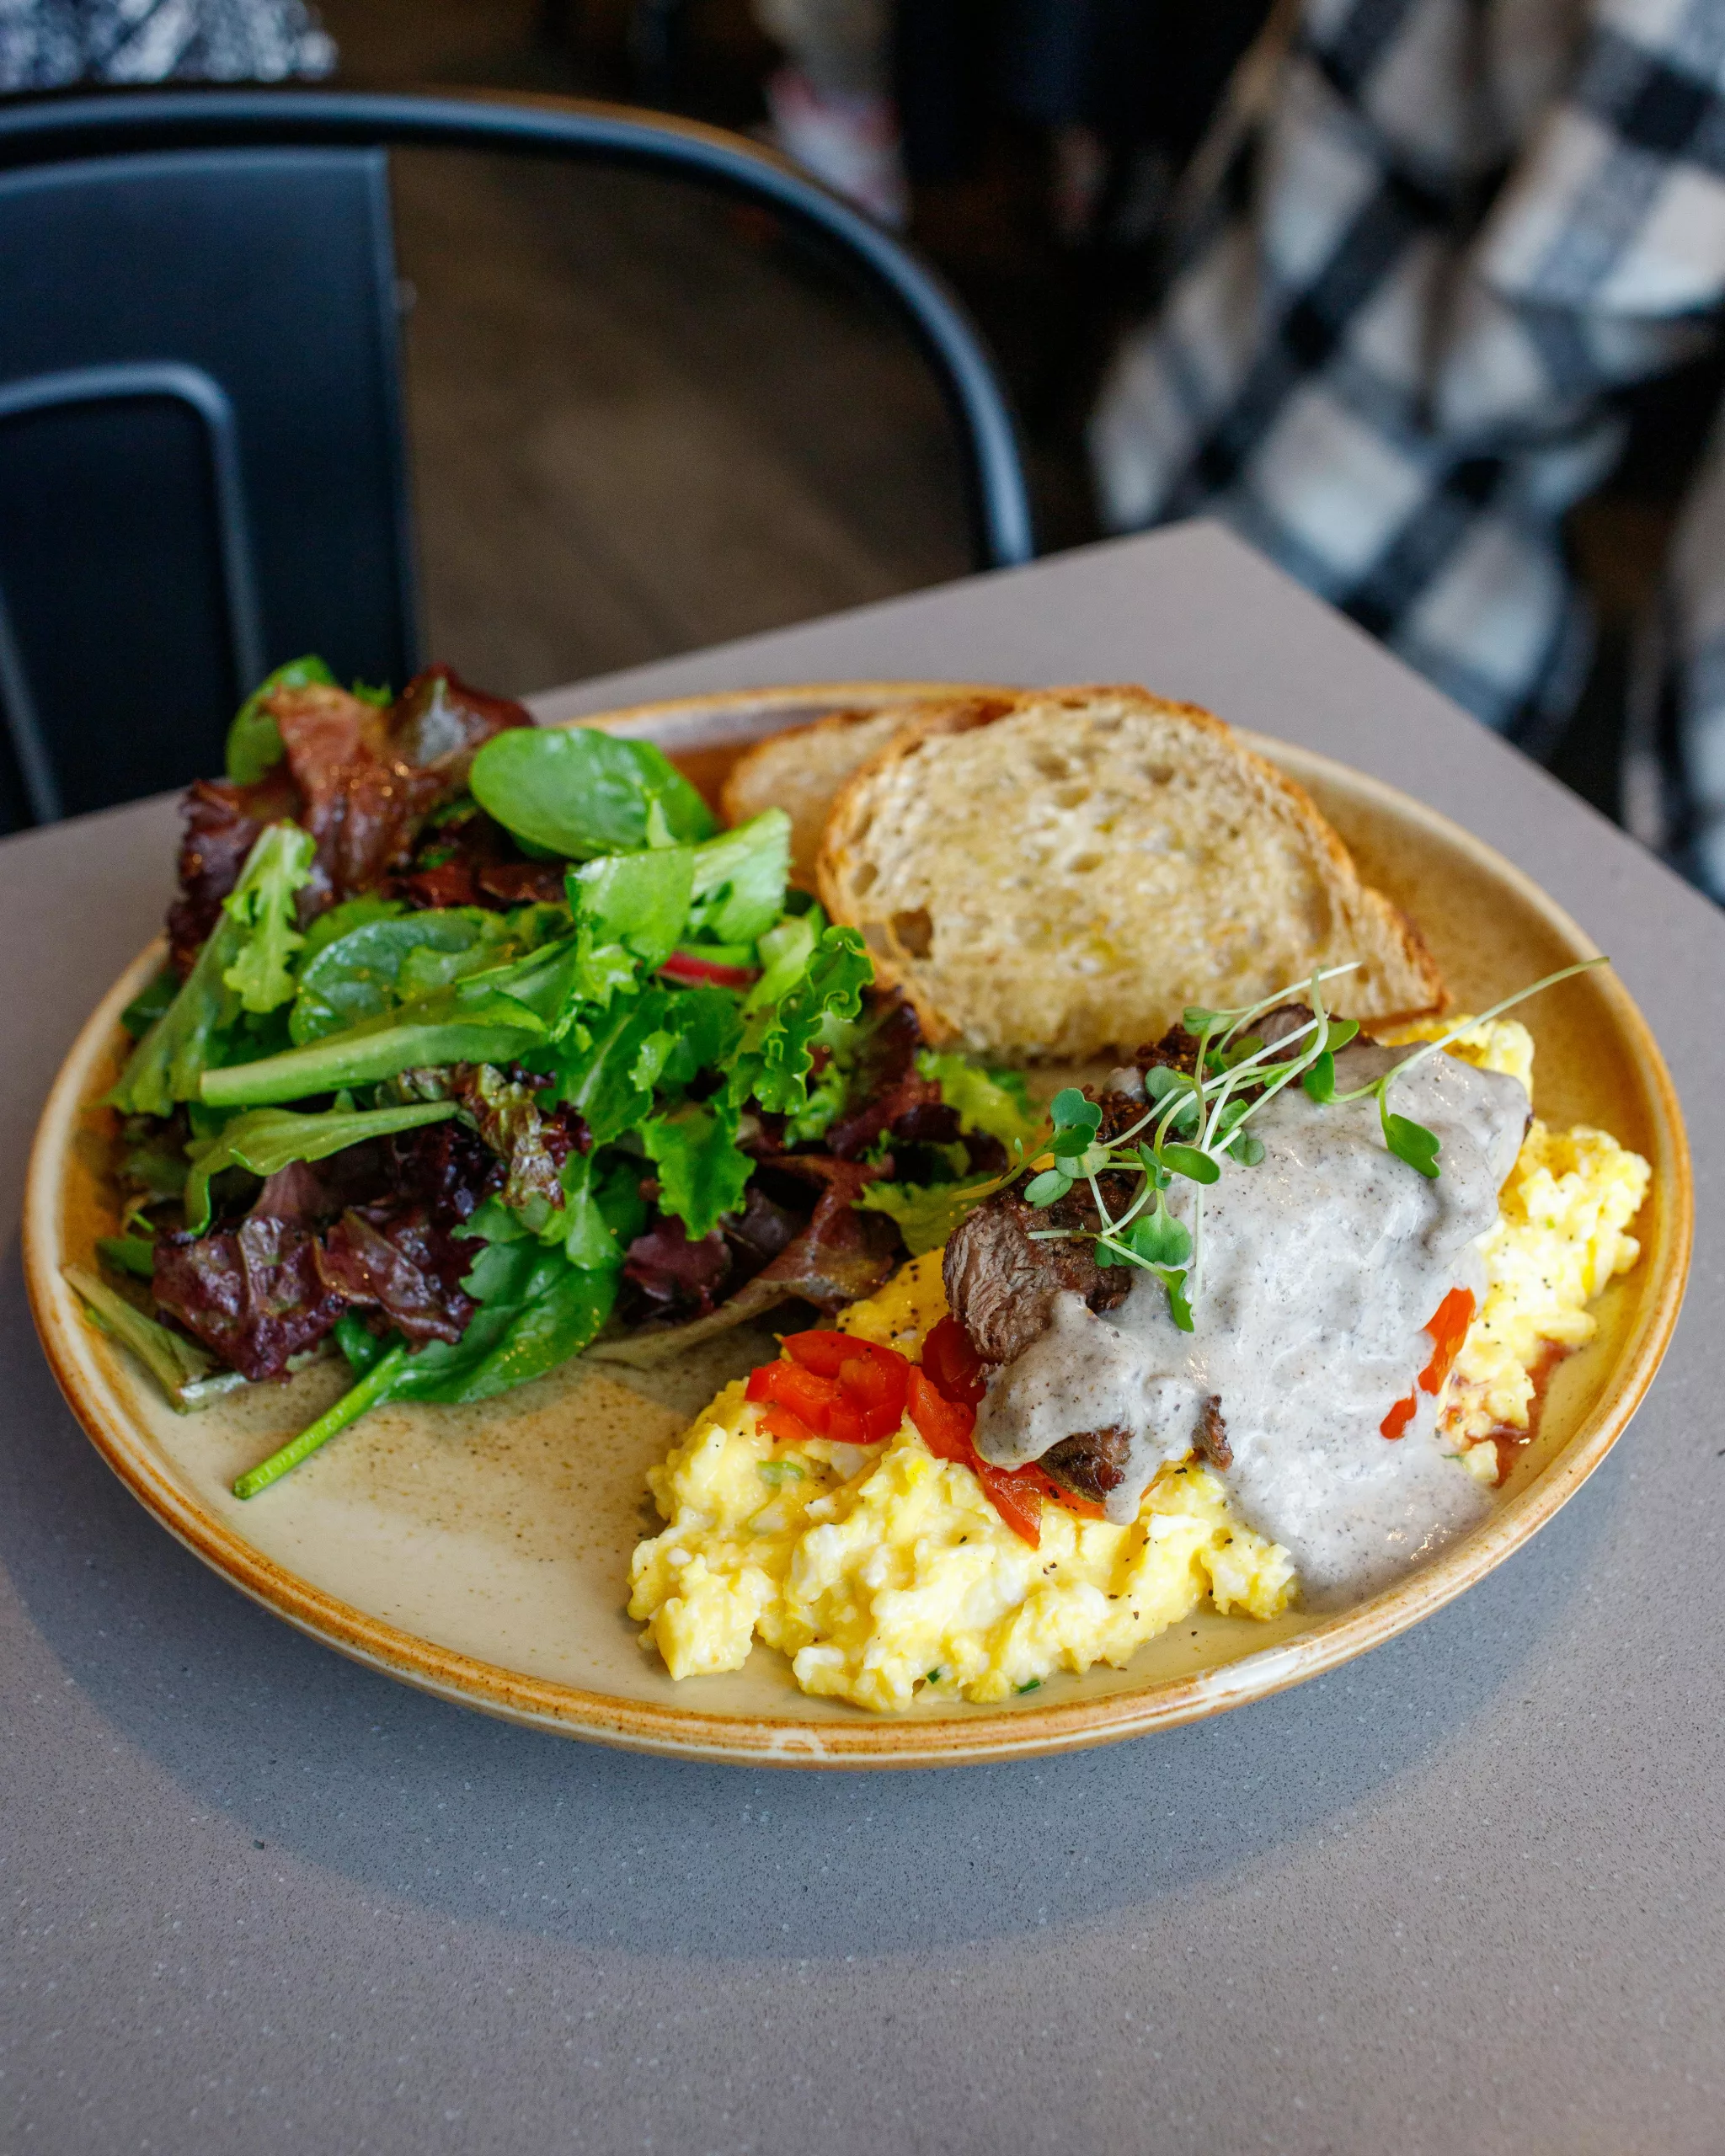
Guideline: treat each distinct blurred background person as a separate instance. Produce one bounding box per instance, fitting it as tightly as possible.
[0,0,333,88]
[1089,0,1725,894]
[754,0,905,224]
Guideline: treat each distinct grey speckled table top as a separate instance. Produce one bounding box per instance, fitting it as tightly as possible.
[5,523,1721,2156]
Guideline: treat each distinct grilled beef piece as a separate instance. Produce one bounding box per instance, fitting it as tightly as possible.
[1040,1425,1132,1505]
[1195,1394,1231,1470]
[943,1179,1133,1368]
[1135,1004,1314,1086]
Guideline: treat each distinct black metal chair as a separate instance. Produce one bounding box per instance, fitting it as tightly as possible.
[0,88,1033,831]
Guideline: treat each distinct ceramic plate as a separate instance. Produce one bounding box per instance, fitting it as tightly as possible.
[23,683,1692,1767]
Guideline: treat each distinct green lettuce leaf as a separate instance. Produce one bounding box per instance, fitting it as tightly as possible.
[219,823,317,1015]
[224,654,335,783]
[855,1174,1004,1257]
[112,820,314,1116]
[568,846,694,968]
[915,1051,1044,1155]
[551,987,676,1144]
[686,810,792,945]
[181,1099,459,1234]
[641,1098,753,1241]
[728,925,871,1116]
[556,1149,649,1269]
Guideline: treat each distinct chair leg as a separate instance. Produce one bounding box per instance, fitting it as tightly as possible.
[630,0,692,103]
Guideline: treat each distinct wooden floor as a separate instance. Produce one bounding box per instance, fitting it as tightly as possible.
[316,0,975,698]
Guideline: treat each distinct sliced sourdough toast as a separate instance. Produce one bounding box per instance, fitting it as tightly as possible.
[811,685,1446,1061]
[719,696,1014,887]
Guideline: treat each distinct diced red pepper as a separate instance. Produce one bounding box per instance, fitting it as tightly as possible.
[837,1353,908,1439]
[746,1359,840,1432]
[760,1401,819,1447]
[825,1399,867,1447]
[1418,1286,1477,1396]
[922,1314,986,1406]
[1034,1467,1107,1521]
[752,1332,911,1446]
[974,1459,1043,1547]
[782,1329,857,1378]
[1381,1287,1479,1439]
[660,951,760,990]
[1380,1392,1417,1440]
[906,1367,976,1464]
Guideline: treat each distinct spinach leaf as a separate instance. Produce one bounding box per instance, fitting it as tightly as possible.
[181,1098,458,1233]
[469,725,713,858]
[207,924,611,1107]
[641,1098,752,1241]
[200,989,546,1107]
[291,909,520,1044]
[300,895,406,965]
[224,654,336,784]
[232,1244,620,1494]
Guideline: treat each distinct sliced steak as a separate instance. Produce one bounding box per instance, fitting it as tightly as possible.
[943,1186,1131,1367]
[1040,1424,1132,1505]
[1194,1394,1231,1470]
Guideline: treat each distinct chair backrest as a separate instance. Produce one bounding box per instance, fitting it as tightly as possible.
[0,88,1033,831]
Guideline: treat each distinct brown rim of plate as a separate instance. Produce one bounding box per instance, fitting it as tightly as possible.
[22,685,1694,1769]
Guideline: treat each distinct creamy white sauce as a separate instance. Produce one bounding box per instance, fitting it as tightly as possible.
[975,1044,1530,1604]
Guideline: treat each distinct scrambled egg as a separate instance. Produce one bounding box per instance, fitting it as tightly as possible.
[1386,1019,1652,1481]
[628,1251,1294,1710]
[629,1024,1649,1709]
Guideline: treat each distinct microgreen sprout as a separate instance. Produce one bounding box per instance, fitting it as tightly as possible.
[1018,953,1609,1330]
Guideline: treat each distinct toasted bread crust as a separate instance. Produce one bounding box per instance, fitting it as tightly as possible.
[720,697,1015,887]
[814,686,1447,1060]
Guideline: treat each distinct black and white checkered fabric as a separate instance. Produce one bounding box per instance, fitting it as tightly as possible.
[0,0,333,88]
[1092,0,1725,776]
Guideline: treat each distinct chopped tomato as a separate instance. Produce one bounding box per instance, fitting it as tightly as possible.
[974,1459,1043,1547]
[659,951,759,990]
[906,1367,976,1464]
[1418,1286,1477,1396]
[760,1401,819,1447]
[1381,1392,1417,1440]
[922,1314,986,1406]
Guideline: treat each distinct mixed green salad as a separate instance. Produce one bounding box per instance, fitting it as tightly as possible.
[71,659,1038,1497]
